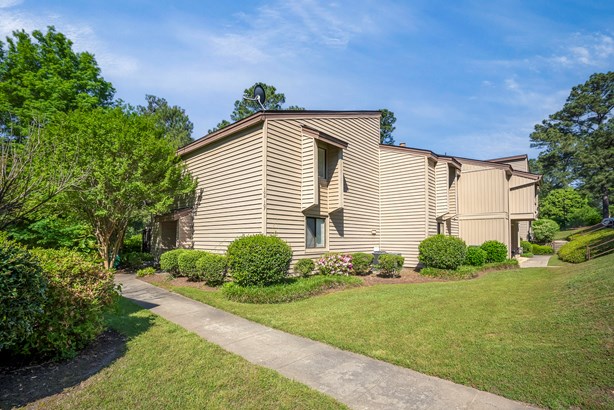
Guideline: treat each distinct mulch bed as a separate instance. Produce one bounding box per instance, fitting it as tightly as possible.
[140,272,219,291]
[0,330,126,409]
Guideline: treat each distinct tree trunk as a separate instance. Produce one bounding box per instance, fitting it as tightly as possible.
[603,187,610,219]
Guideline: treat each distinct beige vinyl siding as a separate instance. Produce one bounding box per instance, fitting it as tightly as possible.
[435,162,448,217]
[183,124,264,253]
[301,135,318,210]
[458,166,508,215]
[509,175,538,219]
[448,169,459,236]
[380,149,427,266]
[265,116,380,259]
[427,159,437,236]
[459,218,508,247]
[518,221,531,241]
[502,158,528,172]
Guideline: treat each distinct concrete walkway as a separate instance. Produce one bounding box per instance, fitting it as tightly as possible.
[116,274,535,410]
[517,255,552,268]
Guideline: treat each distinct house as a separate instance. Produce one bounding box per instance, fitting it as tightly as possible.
[152,110,540,267]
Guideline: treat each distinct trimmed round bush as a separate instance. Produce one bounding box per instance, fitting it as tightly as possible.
[464,246,487,266]
[178,250,210,280]
[418,234,467,270]
[0,237,47,352]
[520,240,532,254]
[25,248,118,358]
[294,258,315,277]
[531,244,554,255]
[532,219,559,244]
[195,253,227,286]
[159,249,189,276]
[227,234,293,286]
[377,254,405,277]
[480,240,508,263]
[351,252,373,275]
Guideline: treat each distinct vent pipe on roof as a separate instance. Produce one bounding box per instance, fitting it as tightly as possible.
[399,142,406,147]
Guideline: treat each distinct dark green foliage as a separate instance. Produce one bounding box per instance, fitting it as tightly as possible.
[480,240,508,263]
[0,236,47,351]
[558,229,614,263]
[351,252,373,275]
[122,234,142,253]
[464,246,487,266]
[520,241,533,254]
[379,109,396,145]
[420,259,519,279]
[159,249,189,276]
[221,275,361,304]
[523,253,534,258]
[227,234,293,286]
[533,219,560,244]
[539,188,594,228]
[294,258,315,277]
[568,205,602,228]
[177,250,210,279]
[531,244,554,255]
[8,216,97,254]
[195,253,227,286]
[377,254,405,277]
[22,248,117,358]
[419,234,467,269]
[121,252,153,269]
[136,267,156,277]
[138,95,193,148]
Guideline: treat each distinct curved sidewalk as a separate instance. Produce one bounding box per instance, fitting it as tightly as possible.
[116,273,536,410]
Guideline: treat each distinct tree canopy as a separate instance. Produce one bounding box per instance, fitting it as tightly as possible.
[379,108,396,145]
[0,26,115,138]
[539,188,598,228]
[45,107,196,269]
[138,95,193,148]
[530,72,613,218]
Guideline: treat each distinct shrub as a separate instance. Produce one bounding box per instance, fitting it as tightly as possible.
[221,275,361,304]
[24,248,118,358]
[294,258,315,277]
[178,250,210,280]
[377,254,405,277]
[227,234,293,286]
[136,267,156,277]
[421,265,478,279]
[480,240,508,263]
[159,249,189,276]
[464,246,487,266]
[532,219,559,244]
[520,240,533,254]
[531,244,554,255]
[418,235,467,270]
[317,253,353,275]
[568,205,602,228]
[122,234,142,253]
[0,237,47,352]
[121,252,154,269]
[195,253,227,286]
[351,253,373,275]
[558,229,614,263]
[523,252,534,258]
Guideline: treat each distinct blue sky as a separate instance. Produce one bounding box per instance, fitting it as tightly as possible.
[1,0,612,159]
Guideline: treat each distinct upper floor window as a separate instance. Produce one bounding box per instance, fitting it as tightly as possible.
[318,147,326,179]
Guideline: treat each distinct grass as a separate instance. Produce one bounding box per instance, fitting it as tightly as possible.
[221,275,361,303]
[419,259,519,279]
[547,254,570,266]
[159,255,614,409]
[38,298,345,409]
[553,226,591,240]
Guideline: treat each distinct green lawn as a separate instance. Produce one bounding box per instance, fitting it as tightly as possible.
[547,254,571,266]
[161,255,614,409]
[553,226,592,240]
[39,298,345,410]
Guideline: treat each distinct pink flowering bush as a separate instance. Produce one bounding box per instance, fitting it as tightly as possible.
[317,253,353,275]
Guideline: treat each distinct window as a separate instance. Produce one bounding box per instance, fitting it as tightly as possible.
[318,147,326,179]
[306,217,325,248]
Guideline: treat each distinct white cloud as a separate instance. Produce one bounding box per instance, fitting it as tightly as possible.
[0,0,22,8]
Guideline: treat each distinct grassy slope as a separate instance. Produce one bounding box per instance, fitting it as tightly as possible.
[40,299,345,410]
[169,255,614,409]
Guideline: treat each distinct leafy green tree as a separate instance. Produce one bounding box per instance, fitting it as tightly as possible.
[379,108,396,145]
[46,107,196,269]
[209,83,304,133]
[530,72,613,218]
[0,26,114,138]
[138,95,193,148]
[539,188,592,228]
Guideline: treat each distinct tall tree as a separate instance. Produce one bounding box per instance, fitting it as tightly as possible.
[0,26,115,138]
[46,107,195,269]
[209,83,304,133]
[138,95,193,148]
[379,108,396,145]
[530,72,613,218]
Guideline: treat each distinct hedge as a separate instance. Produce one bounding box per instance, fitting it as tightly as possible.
[419,235,467,270]
[195,253,227,286]
[377,254,404,277]
[351,253,373,275]
[159,249,189,276]
[464,246,486,266]
[178,250,210,279]
[480,240,507,263]
[558,229,614,263]
[531,244,554,255]
[227,234,293,286]
[294,258,315,277]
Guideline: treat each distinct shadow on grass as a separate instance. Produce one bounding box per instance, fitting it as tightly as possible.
[0,298,153,409]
